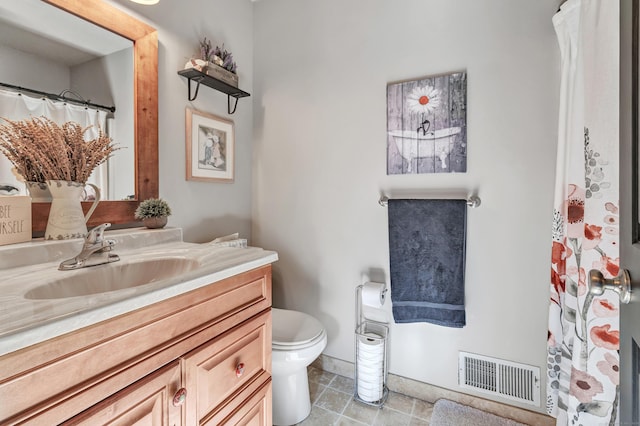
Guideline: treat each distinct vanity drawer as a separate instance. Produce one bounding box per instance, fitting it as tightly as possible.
[184,310,271,425]
[205,377,272,426]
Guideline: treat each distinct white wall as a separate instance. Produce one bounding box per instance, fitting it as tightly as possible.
[71,47,135,200]
[109,0,254,243]
[252,0,560,412]
[0,44,69,93]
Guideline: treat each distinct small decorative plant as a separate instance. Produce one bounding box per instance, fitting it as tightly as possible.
[135,197,172,219]
[199,37,237,74]
[135,198,172,229]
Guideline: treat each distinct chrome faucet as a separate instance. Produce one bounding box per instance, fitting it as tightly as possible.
[58,223,120,271]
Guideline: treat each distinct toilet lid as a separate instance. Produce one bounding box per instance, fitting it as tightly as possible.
[272,308,324,346]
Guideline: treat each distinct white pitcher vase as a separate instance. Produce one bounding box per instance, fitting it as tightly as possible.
[45,180,101,240]
[26,181,52,202]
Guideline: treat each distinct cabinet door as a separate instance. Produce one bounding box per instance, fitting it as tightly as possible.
[63,361,183,426]
[184,311,271,425]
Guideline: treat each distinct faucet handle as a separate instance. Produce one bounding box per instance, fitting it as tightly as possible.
[86,223,111,244]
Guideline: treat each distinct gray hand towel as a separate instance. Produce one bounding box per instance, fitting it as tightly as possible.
[388,199,467,327]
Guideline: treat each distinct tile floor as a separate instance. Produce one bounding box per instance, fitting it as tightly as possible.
[295,366,434,425]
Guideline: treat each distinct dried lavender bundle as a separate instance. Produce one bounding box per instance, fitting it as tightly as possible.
[0,119,46,181]
[0,116,119,184]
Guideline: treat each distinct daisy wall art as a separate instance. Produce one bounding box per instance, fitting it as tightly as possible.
[387,72,467,174]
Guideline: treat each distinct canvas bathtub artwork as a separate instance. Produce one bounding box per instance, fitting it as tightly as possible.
[387,72,467,174]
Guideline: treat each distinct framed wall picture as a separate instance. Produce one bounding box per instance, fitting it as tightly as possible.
[185,108,234,182]
[387,72,467,174]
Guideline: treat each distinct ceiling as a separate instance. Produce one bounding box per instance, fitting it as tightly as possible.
[0,0,131,67]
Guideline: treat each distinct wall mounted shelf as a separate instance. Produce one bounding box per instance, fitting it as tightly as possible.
[178,69,250,114]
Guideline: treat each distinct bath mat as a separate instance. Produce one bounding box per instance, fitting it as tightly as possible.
[430,399,527,426]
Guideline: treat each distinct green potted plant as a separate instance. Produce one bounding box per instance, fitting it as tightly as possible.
[135,197,172,229]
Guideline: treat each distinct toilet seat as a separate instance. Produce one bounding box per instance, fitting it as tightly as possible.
[272,308,325,350]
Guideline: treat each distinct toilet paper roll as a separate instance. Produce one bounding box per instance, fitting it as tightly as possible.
[357,333,384,355]
[361,282,386,308]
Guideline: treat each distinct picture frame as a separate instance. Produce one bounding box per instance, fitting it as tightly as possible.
[387,72,467,174]
[185,108,234,182]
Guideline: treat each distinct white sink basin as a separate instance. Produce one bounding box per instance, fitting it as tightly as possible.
[24,257,200,300]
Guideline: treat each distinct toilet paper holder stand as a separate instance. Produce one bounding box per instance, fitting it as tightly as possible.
[354,284,390,407]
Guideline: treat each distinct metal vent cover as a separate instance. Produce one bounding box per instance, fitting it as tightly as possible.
[458,351,540,406]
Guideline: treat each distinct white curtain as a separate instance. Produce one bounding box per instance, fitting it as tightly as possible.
[547,1,620,424]
[0,88,108,195]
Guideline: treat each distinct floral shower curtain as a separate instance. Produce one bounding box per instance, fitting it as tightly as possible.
[547,1,620,425]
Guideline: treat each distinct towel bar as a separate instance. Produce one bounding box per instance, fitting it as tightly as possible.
[378,195,481,208]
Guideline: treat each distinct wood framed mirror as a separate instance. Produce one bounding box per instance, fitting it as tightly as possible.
[30,0,158,235]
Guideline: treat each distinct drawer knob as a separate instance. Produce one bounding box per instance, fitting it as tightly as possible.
[172,387,187,407]
[235,363,245,378]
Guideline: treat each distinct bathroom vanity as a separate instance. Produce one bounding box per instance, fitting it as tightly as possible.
[0,228,277,425]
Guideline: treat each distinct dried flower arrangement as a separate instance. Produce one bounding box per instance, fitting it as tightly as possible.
[0,116,118,184]
[199,37,214,64]
[199,37,237,74]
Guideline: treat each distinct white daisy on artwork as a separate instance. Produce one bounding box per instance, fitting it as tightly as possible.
[407,85,441,115]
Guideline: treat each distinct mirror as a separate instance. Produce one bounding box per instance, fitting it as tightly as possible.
[0,0,135,201]
[11,0,157,234]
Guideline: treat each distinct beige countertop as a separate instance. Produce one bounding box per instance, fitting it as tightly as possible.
[0,228,278,357]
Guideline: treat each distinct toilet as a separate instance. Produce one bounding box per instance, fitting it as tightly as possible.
[271,308,327,425]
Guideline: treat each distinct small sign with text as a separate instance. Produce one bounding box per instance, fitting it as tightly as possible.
[0,196,31,246]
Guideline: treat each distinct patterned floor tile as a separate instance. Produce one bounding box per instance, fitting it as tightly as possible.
[342,399,381,424]
[315,387,352,414]
[296,406,339,425]
[297,370,441,426]
[308,366,336,386]
[412,400,434,421]
[330,374,355,394]
[408,416,430,426]
[335,416,369,425]
[372,406,412,426]
[309,381,326,405]
[385,391,415,415]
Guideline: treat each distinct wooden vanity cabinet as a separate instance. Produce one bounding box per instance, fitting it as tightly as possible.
[0,265,273,426]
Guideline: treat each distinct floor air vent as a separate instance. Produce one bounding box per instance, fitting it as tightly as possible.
[458,351,540,406]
